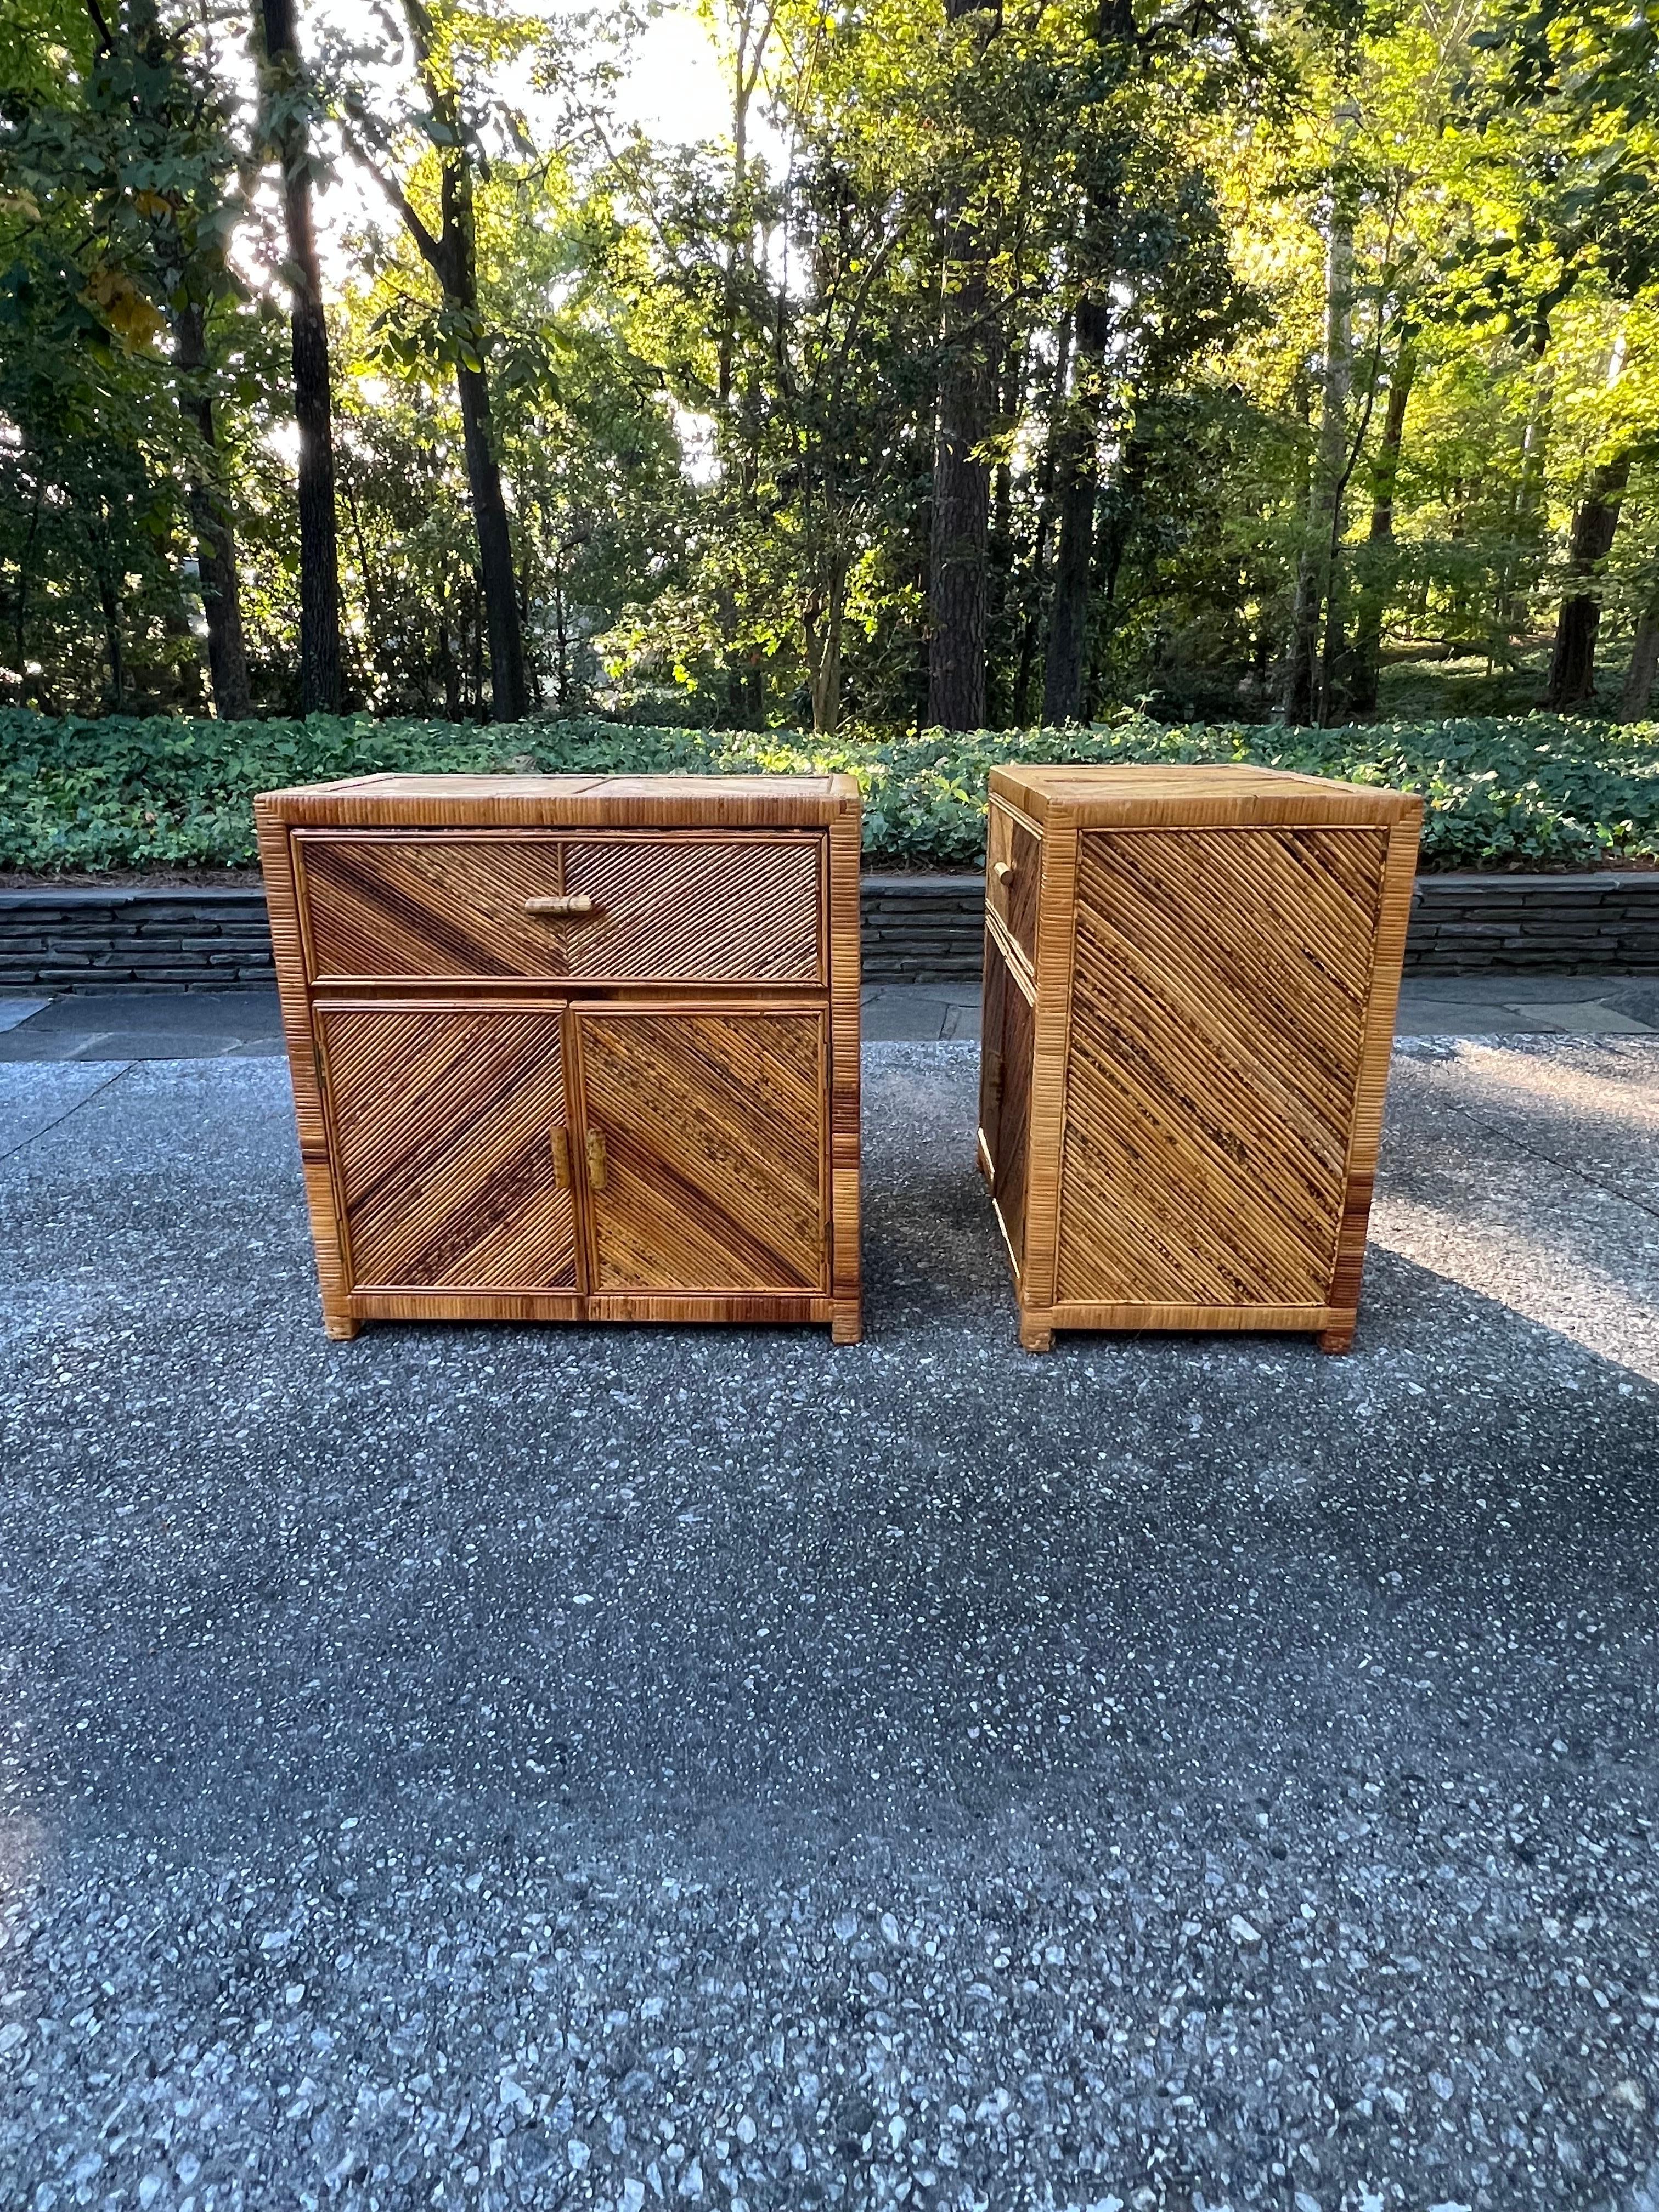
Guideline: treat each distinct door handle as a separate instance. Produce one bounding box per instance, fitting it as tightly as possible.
[992,860,1016,887]
[523,894,597,918]
[550,1126,571,1190]
[585,1128,608,1191]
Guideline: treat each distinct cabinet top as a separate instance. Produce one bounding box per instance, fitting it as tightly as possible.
[990,762,1423,830]
[255,771,861,829]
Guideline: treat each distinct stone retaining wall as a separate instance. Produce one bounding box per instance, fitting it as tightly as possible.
[2,871,1656,991]
[0,888,277,992]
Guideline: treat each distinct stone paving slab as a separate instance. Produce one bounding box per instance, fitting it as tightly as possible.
[3,978,1658,1059]
[1,1041,1657,2209]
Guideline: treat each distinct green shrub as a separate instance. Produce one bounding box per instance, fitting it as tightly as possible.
[1,707,1656,873]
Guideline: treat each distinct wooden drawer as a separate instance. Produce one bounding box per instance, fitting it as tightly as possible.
[558,838,822,981]
[295,831,824,984]
[986,802,1040,964]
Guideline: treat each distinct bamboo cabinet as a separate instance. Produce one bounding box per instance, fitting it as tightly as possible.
[978,765,1423,1354]
[256,775,862,1342]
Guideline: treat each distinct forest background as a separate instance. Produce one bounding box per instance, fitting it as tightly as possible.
[3,0,1659,748]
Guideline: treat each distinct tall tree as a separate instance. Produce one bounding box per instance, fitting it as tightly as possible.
[1347,335,1415,714]
[1041,292,1109,724]
[1283,91,1358,725]
[124,0,252,718]
[0,0,255,714]
[928,0,998,732]
[340,0,528,721]
[256,0,342,714]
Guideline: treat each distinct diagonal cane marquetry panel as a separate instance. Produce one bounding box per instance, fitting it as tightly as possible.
[299,837,569,980]
[560,838,823,982]
[318,1006,577,1291]
[575,1011,826,1293]
[1056,827,1390,1307]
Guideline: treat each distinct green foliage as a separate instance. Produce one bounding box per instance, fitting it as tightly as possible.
[5,0,1659,730]
[3,708,1654,874]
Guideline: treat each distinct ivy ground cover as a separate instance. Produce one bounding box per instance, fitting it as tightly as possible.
[2,709,1656,874]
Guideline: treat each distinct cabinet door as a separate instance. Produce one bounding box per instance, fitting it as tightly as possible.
[315,1005,578,1293]
[571,1008,827,1294]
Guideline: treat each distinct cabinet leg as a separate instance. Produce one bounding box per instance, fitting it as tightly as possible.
[831,1302,863,1346]
[1019,1314,1055,1354]
[324,1312,362,1342]
[1316,1325,1353,1356]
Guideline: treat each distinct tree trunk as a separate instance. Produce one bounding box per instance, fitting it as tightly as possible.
[12,480,42,701]
[1347,338,1416,717]
[1041,293,1110,725]
[1621,593,1659,720]
[928,0,998,732]
[928,269,992,730]
[1013,317,1072,724]
[259,0,342,715]
[439,600,460,720]
[94,521,125,709]
[1544,450,1631,710]
[1283,112,1356,725]
[804,548,849,736]
[443,345,527,726]
[174,304,251,720]
[430,127,527,720]
[1497,332,1553,646]
[718,4,765,408]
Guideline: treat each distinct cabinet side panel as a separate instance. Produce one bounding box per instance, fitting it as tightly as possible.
[1057,826,1389,1307]
[256,804,353,1332]
[827,802,862,1333]
[1019,816,1079,1308]
[981,935,1036,1275]
[1326,809,1423,1325]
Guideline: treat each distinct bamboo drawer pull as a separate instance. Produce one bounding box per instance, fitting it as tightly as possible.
[585,1127,609,1190]
[993,860,1017,885]
[550,1126,572,1190]
[523,894,598,917]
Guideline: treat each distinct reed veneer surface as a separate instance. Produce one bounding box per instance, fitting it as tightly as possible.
[317,1002,578,1293]
[257,774,861,1339]
[572,1007,826,1294]
[296,832,823,985]
[980,764,1422,1351]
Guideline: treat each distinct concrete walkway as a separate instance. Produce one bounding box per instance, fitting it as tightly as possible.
[863,973,1659,1041]
[2,972,1657,1058]
[1,1028,1656,2208]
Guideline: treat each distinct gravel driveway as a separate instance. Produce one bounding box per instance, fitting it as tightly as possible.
[1,1037,1657,2212]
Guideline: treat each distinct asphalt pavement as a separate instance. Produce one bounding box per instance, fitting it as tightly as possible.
[0,1024,1656,2210]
